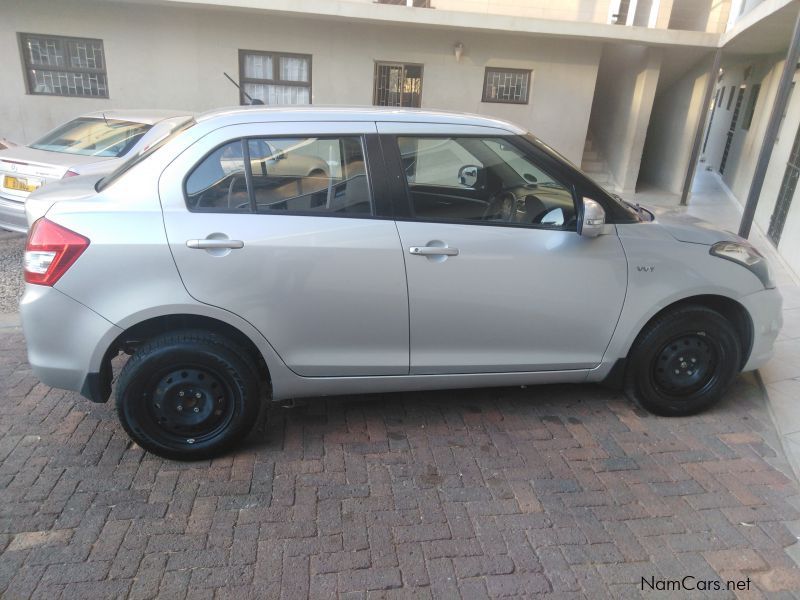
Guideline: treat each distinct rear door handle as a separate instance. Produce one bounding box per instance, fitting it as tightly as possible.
[409,246,459,256]
[186,239,245,249]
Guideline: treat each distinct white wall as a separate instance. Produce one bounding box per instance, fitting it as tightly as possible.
[639,57,710,193]
[0,0,602,164]
[700,54,800,278]
[428,0,613,22]
[701,56,782,200]
[588,43,662,193]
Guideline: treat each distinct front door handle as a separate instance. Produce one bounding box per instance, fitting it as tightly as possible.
[186,239,245,250]
[409,246,459,256]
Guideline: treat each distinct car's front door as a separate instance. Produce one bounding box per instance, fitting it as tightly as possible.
[159,121,409,376]
[378,124,628,374]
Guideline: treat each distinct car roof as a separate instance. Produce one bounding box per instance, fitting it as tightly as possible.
[195,105,525,134]
[80,109,192,125]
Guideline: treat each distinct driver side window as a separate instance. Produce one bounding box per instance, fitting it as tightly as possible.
[397,136,576,229]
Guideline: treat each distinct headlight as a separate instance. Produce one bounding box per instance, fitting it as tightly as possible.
[710,241,775,289]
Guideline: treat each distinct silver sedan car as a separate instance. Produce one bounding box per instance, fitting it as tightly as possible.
[0,110,190,232]
[19,107,783,460]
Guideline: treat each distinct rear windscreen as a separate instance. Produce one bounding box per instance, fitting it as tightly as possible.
[31,117,151,158]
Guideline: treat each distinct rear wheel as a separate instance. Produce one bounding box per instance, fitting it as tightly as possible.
[116,331,261,460]
[625,305,742,416]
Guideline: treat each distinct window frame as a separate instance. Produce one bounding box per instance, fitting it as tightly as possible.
[481,67,533,105]
[373,61,424,108]
[182,134,381,219]
[237,49,312,106]
[741,83,761,131]
[384,133,580,231]
[18,32,109,98]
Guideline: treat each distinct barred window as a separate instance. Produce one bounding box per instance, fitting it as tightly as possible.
[375,0,431,6]
[373,63,423,108]
[482,67,531,105]
[238,50,311,105]
[19,33,108,98]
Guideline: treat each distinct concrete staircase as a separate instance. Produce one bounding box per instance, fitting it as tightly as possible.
[581,135,614,189]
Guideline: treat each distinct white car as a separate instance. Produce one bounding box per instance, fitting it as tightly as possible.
[0,110,191,232]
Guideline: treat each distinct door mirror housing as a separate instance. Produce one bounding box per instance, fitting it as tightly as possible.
[579,198,606,238]
[458,164,481,187]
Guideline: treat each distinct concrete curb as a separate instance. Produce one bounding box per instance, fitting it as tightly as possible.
[0,311,21,329]
[756,368,800,481]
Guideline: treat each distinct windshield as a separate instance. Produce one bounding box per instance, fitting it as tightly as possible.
[31,117,151,158]
[523,133,640,221]
[96,117,196,191]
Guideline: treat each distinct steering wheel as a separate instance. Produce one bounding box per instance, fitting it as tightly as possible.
[483,190,516,222]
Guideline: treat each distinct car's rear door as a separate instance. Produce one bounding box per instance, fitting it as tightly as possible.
[158,121,409,376]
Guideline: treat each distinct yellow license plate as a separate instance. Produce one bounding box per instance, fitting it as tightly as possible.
[4,175,40,193]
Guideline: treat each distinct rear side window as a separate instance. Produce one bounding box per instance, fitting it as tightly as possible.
[185,136,372,216]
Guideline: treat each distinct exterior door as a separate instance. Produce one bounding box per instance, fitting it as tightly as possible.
[720,86,745,175]
[378,125,627,374]
[158,121,409,376]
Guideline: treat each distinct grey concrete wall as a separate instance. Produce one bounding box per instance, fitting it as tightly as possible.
[0,0,602,164]
[588,43,661,194]
[700,53,800,278]
[639,57,709,194]
[701,56,782,200]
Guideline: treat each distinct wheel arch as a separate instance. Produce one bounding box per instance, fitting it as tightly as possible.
[602,294,753,388]
[88,312,276,403]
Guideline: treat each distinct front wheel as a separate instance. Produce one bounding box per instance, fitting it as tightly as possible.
[625,305,742,416]
[116,331,261,460]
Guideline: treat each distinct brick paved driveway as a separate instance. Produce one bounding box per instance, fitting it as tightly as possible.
[1,327,800,599]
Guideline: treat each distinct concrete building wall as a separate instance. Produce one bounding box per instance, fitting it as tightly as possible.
[0,0,602,164]
[753,61,800,278]
[588,43,661,193]
[417,0,613,23]
[699,53,800,278]
[639,57,710,193]
[701,56,782,201]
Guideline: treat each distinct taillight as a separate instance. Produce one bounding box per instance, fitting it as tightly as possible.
[24,218,90,286]
[62,169,80,178]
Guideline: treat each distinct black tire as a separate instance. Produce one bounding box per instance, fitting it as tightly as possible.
[624,305,742,417]
[116,330,262,460]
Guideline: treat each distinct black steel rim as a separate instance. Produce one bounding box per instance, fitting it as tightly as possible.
[651,333,720,397]
[143,365,235,445]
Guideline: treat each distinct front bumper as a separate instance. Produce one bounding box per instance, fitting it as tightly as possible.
[0,192,28,232]
[20,284,122,398]
[740,286,783,371]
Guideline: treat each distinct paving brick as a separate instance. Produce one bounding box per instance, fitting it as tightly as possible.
[0,325,798,597]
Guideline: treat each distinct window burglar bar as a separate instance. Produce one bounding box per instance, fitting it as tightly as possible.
[238,50,311,105]
[373,63,423,108]
[768,119,800,244]
[375,0,432,7]
[19,33,108,98]
[483,68,531,104]
[720,86,745,174]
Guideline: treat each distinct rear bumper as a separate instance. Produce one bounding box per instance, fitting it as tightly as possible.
[20,284,122,399]
[741,286,783,371]
[0,192,28,232]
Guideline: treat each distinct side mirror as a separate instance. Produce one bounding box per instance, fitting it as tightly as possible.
[458,164,480,187]
[579,198,606,238]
